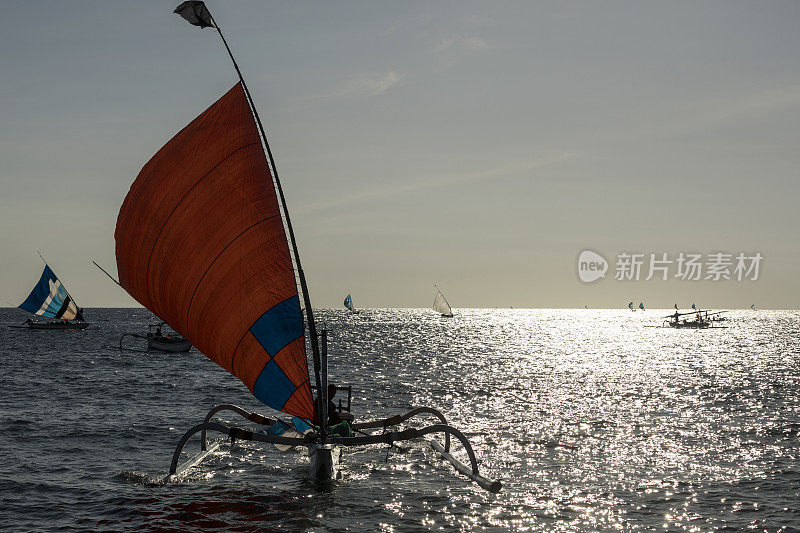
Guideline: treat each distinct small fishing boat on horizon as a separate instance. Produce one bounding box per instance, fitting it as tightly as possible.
[148,322,192,352]
[118,322,192,353]
[110,1,499,492]
[9,260,88,330]
[660,308,729,329]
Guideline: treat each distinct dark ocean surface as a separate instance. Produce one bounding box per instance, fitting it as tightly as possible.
[0,308,798,531]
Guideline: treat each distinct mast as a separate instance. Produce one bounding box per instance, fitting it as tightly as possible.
[205,10,325,427]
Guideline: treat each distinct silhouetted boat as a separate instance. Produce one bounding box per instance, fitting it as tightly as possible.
[10,262,88,330]
[434,286,454,317]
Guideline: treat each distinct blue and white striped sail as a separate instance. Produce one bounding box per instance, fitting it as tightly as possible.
[18,265,81,321]
[344,294,354,312]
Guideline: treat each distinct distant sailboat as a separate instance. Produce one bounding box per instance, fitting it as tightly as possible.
[639,302,645,311]
[628,301,635,312]
[662,309,727,329]
[343,293,360,314]
[433,285,454,317]
[11,262,88,330]
[117,322,192,353]
[750,304,756,310]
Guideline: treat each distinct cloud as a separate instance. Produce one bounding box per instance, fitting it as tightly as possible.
[597,84,800,147]
[308,71,405,101]
[435,36,491,53]
[295,152,578,215]
[688,86,800,129]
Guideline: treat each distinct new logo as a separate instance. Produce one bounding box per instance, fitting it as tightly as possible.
[578,250,608,283]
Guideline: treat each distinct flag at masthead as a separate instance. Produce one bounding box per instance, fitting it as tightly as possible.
[174,1,214,28]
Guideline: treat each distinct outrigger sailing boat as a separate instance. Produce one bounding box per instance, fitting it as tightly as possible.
[112,1,499,492]
[118,322,192,353]
[343,293,360,315]
[10,261,88,330]
[433,285,454,317]
[662,309,728,329]
[93,262,192,353]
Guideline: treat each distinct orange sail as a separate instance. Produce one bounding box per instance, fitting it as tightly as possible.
[115,83,314,419]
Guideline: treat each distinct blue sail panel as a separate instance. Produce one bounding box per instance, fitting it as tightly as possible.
[18,265,81,320]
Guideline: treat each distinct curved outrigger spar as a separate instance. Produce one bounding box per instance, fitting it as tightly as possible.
[167,403,502,492]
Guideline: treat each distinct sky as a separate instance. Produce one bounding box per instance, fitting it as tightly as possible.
[1,1,798,309]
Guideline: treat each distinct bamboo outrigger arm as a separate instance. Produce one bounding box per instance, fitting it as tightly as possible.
[169,422,311,476]
[326,422,502,492]
[352,406,451,451]
[118,332,146,349]
[199,404,276,450]
[197,405,451,452]
[169,420,501,492]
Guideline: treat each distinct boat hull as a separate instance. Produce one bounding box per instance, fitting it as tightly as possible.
[9,320,89,330]
[147,337,192,353]
[668,322,709,329]
[307,443,341,481]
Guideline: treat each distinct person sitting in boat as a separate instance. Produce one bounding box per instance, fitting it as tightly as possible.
[326,385,342,426]
[315,384,354,436]
[324,384,354,424]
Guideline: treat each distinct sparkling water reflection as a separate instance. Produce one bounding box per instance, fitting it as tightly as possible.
[0,308,798,531]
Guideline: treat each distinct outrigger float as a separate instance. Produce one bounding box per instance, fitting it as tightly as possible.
[110,1,499,492]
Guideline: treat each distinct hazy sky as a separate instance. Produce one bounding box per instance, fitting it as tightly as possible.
[1,1,798,309]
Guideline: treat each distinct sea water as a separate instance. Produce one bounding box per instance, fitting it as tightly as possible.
[0,308,798,531]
